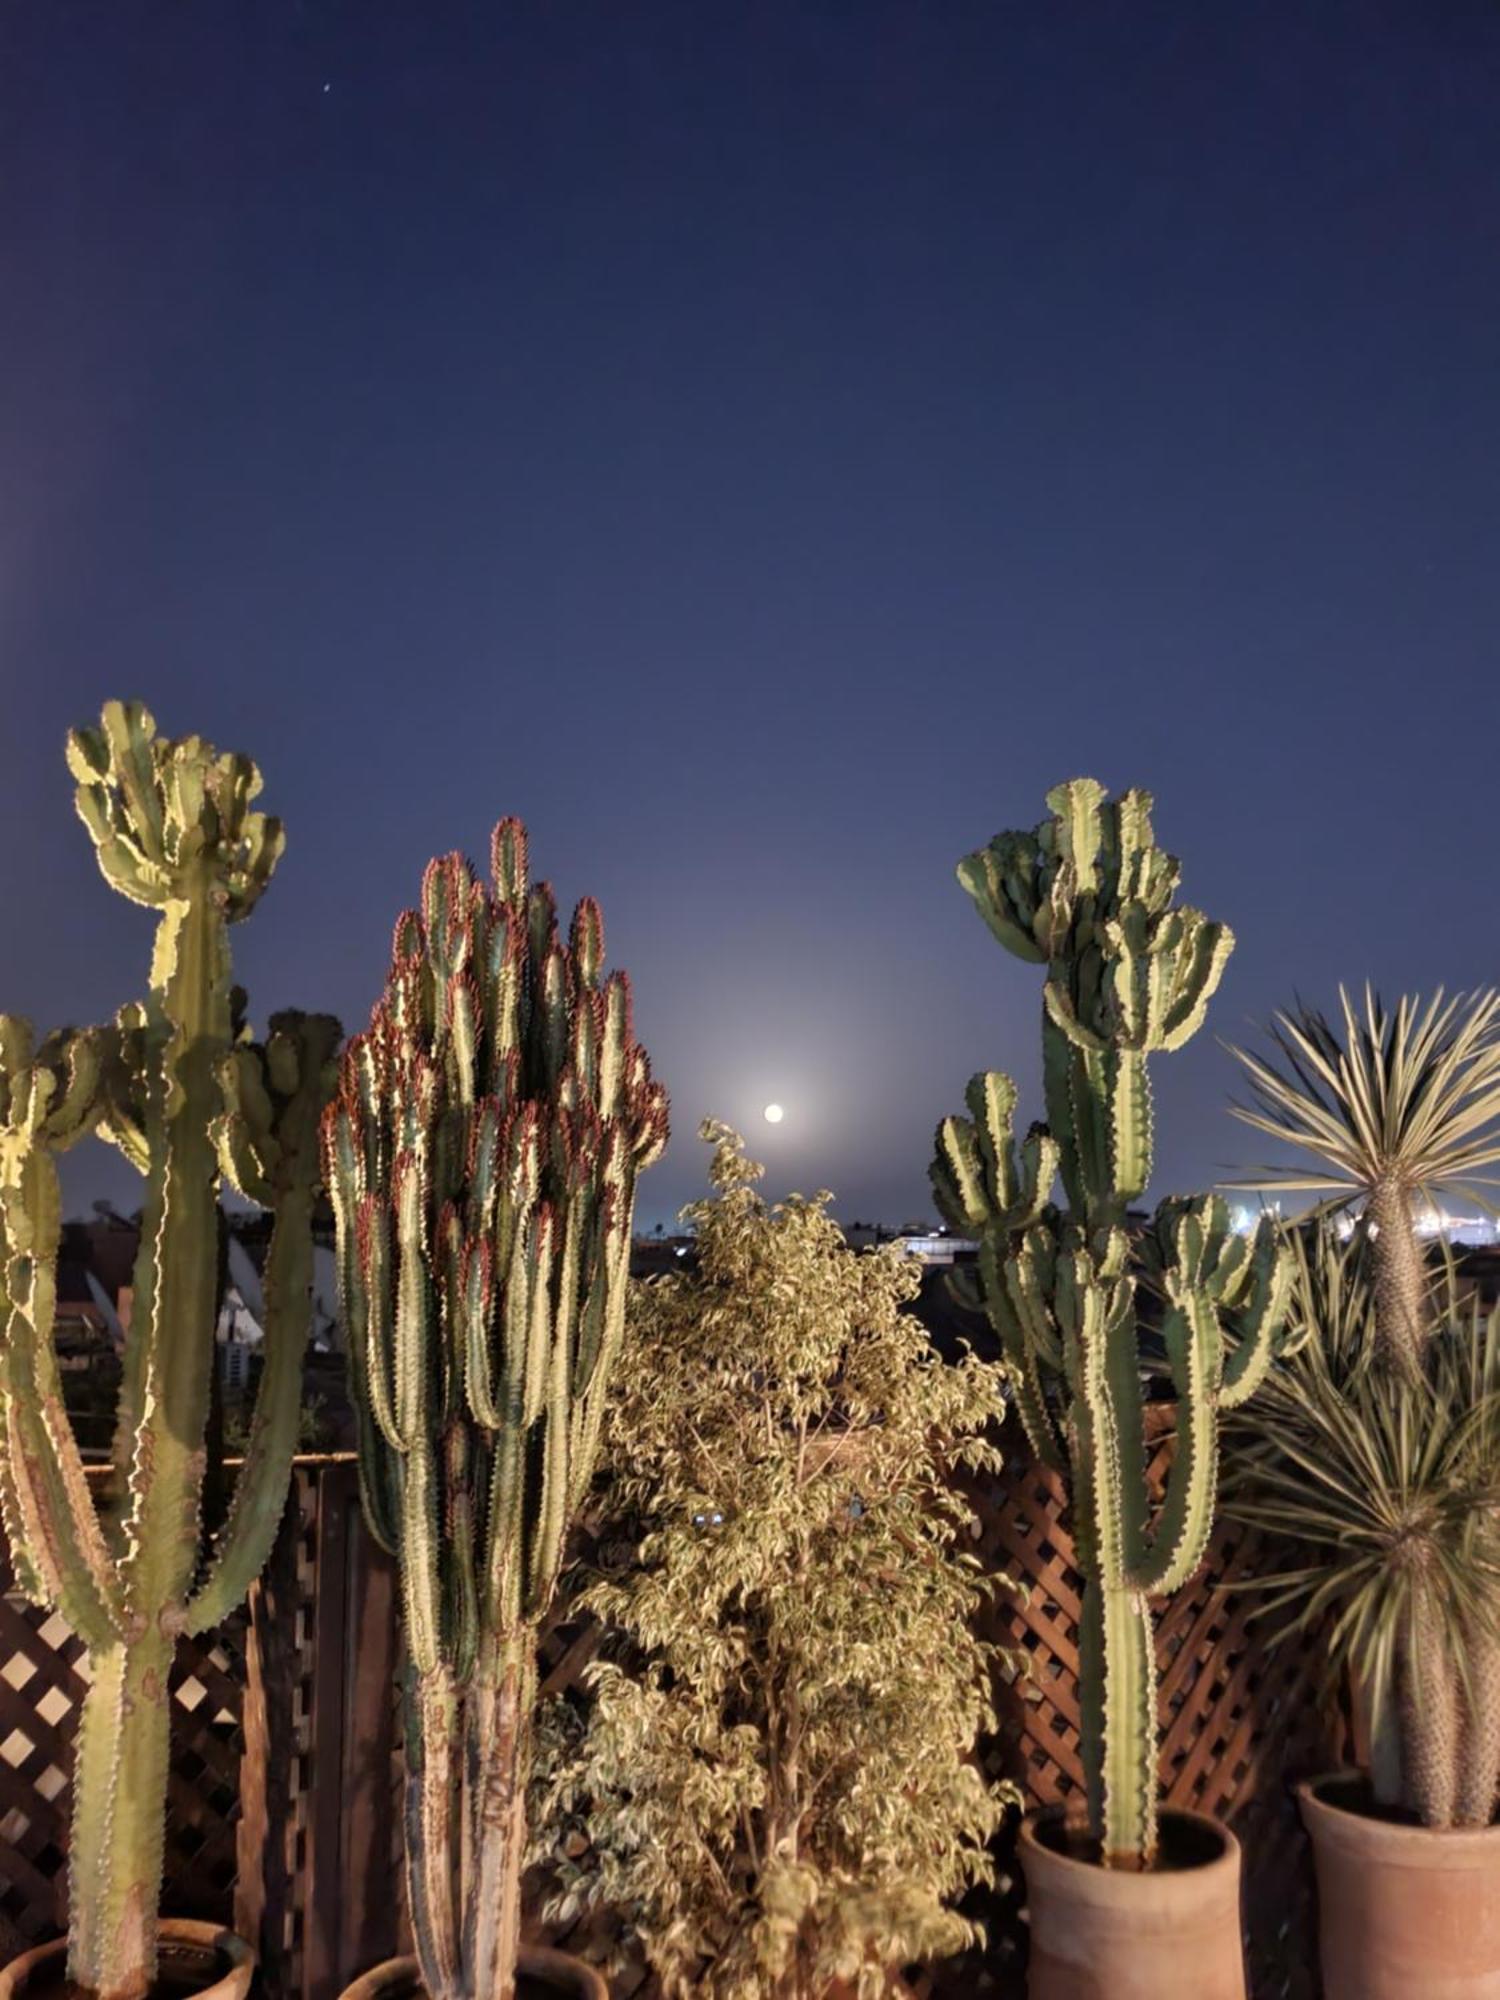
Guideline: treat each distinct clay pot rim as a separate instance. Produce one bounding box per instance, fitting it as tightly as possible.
[1019,1803,1240,1883]
[338,1948,607,2000]
[0,1922,255,2000]
[1298,1770,1500,1850]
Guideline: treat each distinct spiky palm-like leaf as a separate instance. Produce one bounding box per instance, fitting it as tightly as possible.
[1229,986,1500,1203]
[1225,1224,1500,1826]
[1228,986,1500,1374]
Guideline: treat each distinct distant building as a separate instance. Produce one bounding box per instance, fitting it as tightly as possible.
[890,1229,978,1267]
[631,1233,697,1278]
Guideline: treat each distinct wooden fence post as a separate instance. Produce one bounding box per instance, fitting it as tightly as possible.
[299,1461,402,2000]
[237,1470,308,1997]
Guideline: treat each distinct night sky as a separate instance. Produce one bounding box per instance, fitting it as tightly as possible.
[3,4,1498,1231]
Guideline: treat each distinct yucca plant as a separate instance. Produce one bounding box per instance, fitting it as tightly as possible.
[535,1123,1016,2000]
[1229,987,1500,1380]
[1224,1221,1500,1826]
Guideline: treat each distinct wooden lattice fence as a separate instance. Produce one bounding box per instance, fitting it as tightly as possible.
[0,1448,1343,1998]
[970,1416,1347,2000]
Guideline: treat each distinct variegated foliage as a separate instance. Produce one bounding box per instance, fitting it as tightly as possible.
[536,1124,1015,2000]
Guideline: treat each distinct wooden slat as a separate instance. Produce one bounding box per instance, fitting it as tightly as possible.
[0,1437,1350,2000]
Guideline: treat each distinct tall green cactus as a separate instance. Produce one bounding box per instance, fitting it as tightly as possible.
[322,820,667,2000]
[932,779,1291,1868]
[0,703,339,2000]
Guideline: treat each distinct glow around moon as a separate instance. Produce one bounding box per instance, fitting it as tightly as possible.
[763,1103,785,1125]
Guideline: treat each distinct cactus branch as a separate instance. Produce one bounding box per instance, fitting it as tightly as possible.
[936,779,1290,1868]
[325,823,665,2000]
[0,706,331,2000]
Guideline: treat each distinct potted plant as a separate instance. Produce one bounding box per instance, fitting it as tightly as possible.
[1227,988,1500,1998]
[0,703,340,2000]
[931,778,1292,2000]
[321,821,668,2000]
[533,1121,1016,2000]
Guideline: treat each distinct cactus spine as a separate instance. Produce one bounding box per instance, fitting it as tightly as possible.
[932,779,1291,1868]
[0,703,339,2000]
[323,821,667,2000]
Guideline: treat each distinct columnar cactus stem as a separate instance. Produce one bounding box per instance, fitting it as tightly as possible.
[0,705,338,2000]
[323,821,666,2000]
[934,780,1291,1868]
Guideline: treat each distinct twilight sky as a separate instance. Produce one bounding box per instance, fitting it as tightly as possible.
[2,3,1498,1231]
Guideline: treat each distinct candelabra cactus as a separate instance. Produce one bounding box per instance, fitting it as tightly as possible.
[0,703,340,2000]
[932,779,1292,1868]
[322,819,667,2000]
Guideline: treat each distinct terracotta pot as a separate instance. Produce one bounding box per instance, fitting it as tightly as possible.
[0,1921,255,2000]
[339,1948,608,2000]
[1300,1771,1500,1999]
[1019,1805,1245,2000]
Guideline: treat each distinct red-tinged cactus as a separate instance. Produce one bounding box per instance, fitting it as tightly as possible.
[322,816,666,2000]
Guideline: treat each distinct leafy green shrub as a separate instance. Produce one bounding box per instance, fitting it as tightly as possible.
[534,1122,1018,2000]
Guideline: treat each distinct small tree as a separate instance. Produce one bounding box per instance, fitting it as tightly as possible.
[535,1122,1017,2000]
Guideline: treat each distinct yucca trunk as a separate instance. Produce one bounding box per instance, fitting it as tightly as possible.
[404,1646,537,2000]
[1391,1597,1500,1827]
[1455,1617,1500,1826]
[1398,1591,1461,1825]
[1366,1177,1426,1380]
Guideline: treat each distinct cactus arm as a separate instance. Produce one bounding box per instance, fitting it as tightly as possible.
[1045,777,1107,883]
[116,873,232,1621]
[527,1313,571,1620]
[1159,916,1235,1052]
[1042,1014,1088,1214]
[0,1389,45,1604]
[181,1204,308,1632]
[1107,1049,1153,1207]
[1221,1218,1295,1407]
[185,1001,340,1635]
[0,1105,123,1645]
[1068,1044,1116,1220]
[394,1152,432,1444]
[323,1099,401,1552]
[446,1427,480,1684]
[569,1201,637,1510]
[3,1356,122,1648]
[1132,1292,1220,1596]
[956,846,1048,964]
[403,1432,445,1676]
[932,1113,992,1232]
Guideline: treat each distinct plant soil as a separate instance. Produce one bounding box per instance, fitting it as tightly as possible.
[1034,1811,1231,1872]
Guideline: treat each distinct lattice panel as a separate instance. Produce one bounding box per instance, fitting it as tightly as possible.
[0,1576,246,1954]
[973,1431,1346,2000]
[0,1450,1345,2000]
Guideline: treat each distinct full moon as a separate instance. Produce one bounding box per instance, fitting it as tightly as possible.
[763,1102,785,1124]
